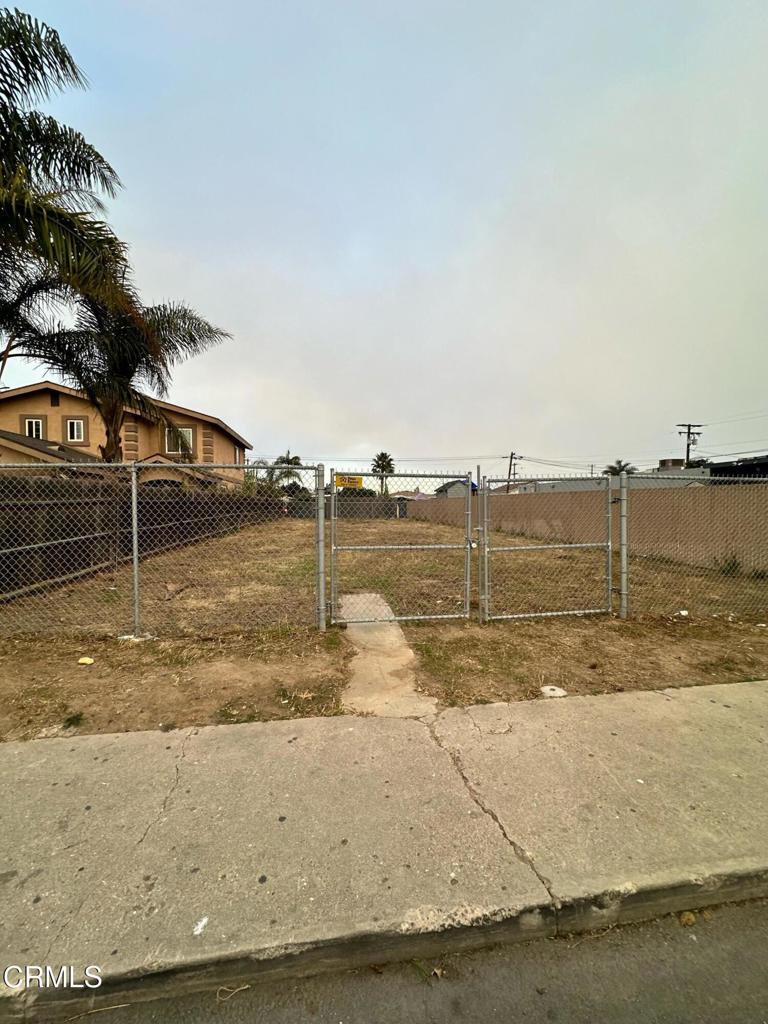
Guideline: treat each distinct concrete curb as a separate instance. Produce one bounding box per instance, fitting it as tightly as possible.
[3,680,768,1021]
[9,866,768,1022]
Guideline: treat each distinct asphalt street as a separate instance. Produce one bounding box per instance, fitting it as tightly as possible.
[103,899,768,1024]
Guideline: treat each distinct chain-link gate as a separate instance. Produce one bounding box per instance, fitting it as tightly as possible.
[328,470,473,623]
[478,475,613,621]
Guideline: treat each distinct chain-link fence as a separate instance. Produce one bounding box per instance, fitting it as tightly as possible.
[478,476,612,620]
[0,462,323,637]
[411,473,768,624]
[625,474,768,621]
[328,470,473,623]
[1,463,766,637]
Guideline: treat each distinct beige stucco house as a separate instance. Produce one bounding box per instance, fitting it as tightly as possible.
[0,381,252,484]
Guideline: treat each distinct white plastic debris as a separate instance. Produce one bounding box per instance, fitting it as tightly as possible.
[674,610,689,618]
[193,916,209,936]
[540,685,567,698]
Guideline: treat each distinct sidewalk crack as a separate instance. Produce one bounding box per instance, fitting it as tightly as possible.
[44,894,86,962]
[136,728,194,846]
[424,716,559,924]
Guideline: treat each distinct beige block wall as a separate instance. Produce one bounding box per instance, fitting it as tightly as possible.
[409,486,768,572]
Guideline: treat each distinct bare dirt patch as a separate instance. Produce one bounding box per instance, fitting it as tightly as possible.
[405,616,768,706]
[0,628,352,742]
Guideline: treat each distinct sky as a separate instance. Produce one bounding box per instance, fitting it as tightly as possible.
[8,0,768,477]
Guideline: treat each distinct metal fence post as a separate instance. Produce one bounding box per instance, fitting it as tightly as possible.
[130,463,142,636]
[619,471,629,619]
[605,474,613,612]
[480,476,489,622]
[329,468,337,622]
[315,464,326,631]
[464,472,472,618]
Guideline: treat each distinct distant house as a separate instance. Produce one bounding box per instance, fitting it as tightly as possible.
[389,488,430,500]
[435,480,478,498]
[0,381,252,485]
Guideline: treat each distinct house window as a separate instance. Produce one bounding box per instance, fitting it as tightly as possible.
[165,427,193,455]
[25,418,43,439]
[66,419,84,443]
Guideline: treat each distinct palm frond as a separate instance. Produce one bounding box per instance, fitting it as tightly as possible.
[0,8,86,108]
[0,109,120,199]
[0,171,135,307]
[144,302,229,360]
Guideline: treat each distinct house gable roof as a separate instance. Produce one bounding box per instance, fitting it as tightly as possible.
[0,428,100,463]
[435,479,478,494]
[0,381,252,449]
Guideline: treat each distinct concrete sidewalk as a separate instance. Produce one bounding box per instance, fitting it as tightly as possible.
[2,680,768,1021]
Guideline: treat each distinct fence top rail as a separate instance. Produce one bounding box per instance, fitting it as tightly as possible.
[0,462,319,471]
[486,475,609,484]
[630,473,768,485]
[332,470,472,481]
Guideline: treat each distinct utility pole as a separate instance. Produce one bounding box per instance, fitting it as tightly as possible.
[677,423,703,467]
[505,452,521,493]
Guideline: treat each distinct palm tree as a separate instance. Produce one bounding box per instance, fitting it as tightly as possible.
[249,451,303,490]
[602,459,637,476]
[372,451,394,494]
[12,295,228,461]
[0,8,132,305]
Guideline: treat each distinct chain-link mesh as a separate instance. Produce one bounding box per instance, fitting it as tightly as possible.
[330,470,472,622]
[0,462,321,637]
[480,476,612,620]
[0,463,133,635]
[626,474,768,621]
[3,463,766,636]
[135,463,321,635]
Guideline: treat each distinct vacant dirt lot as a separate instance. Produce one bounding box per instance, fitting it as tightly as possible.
[0,628,352,742]
[1,517,766,741]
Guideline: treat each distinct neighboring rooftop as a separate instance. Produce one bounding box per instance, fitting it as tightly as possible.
[0,428,99,463]
[0,380,253,449]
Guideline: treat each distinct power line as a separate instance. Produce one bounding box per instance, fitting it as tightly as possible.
[699,447,768,460]
[704,409,768,427]
[693,436,768,449]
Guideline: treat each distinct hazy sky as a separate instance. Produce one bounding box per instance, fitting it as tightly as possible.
[9,1,768,476]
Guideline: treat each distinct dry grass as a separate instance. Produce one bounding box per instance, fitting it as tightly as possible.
[405,617,768,706]
[1,517,766,741]
[3,518,765,638]
[1,519,319,637]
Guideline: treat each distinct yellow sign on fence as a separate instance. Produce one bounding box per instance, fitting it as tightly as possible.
[335,474,364,489]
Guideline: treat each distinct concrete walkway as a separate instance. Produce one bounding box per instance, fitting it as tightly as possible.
[340,593,437,717]
[2,680,768,1021]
